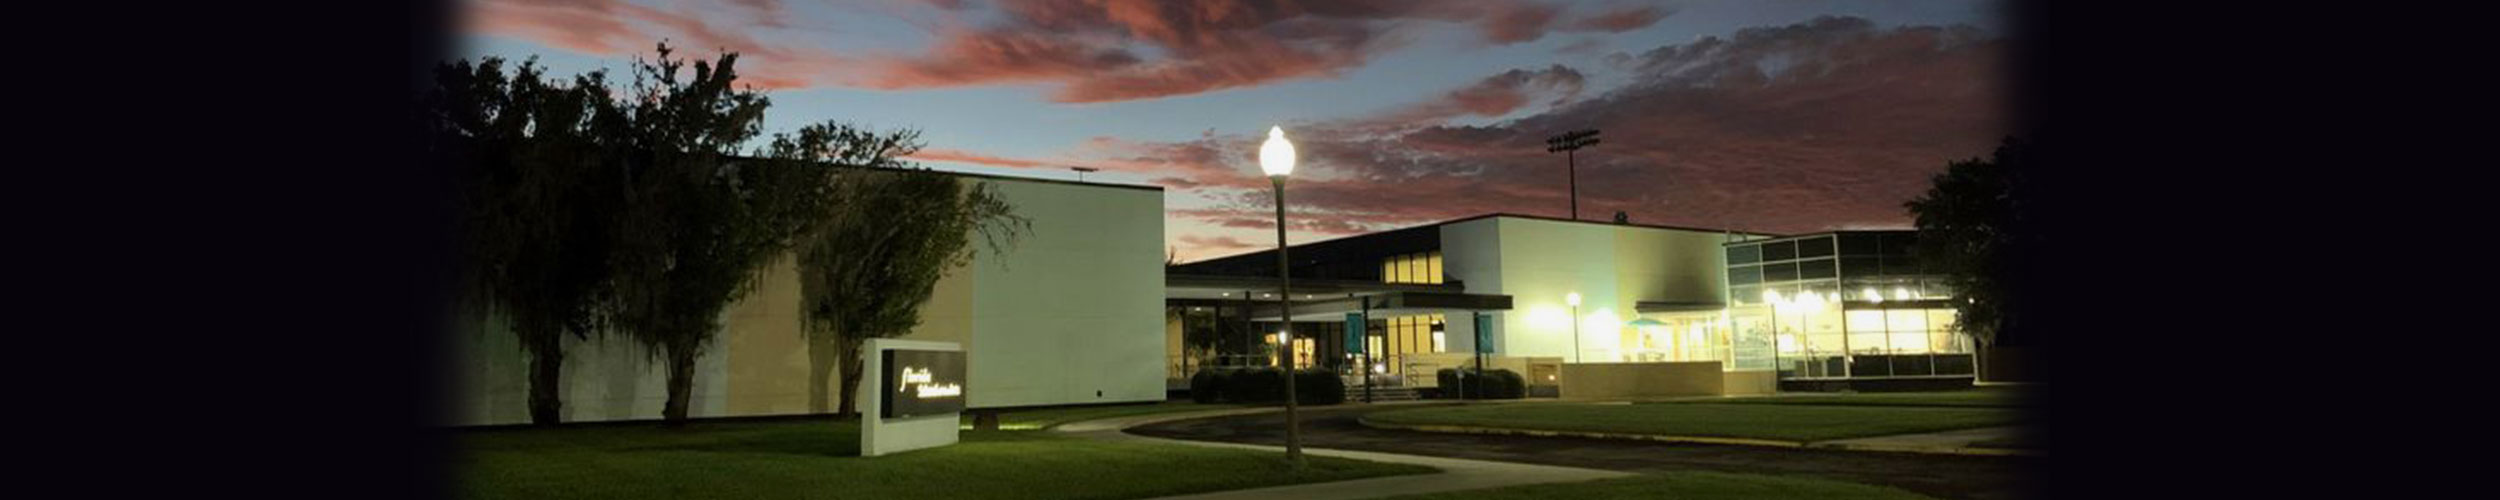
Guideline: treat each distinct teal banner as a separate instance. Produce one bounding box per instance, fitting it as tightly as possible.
[1344,313,1365,354]
[1474,314,1493,354]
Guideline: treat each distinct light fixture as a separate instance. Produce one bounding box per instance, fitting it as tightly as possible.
[1260,126,1296,177]
[1566,292,1582,307]
[1863,287,1882,303]
[1894,287,1912,300]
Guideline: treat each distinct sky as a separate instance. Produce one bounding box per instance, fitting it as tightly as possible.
[459,0,2009,263]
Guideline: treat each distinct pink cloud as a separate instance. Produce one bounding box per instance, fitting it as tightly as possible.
[1159,16,2006,260]
[854,0,1675,102]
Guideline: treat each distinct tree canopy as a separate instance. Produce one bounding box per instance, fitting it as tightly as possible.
[797,164,1025,417]
[1905,137,2033,348]
[436,42,943,425]
[430,56,623,425]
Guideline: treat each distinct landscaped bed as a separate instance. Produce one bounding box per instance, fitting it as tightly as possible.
[458,404,1427,500]
[1365,403,2017,443]
[1381,471,1935,500]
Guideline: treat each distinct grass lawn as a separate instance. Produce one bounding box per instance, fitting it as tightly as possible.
[973,401,1245,430]
[1680,390,2025,408]
[1381,471,1934,500]
[460,410,1429,500]
[1368,403,2016,442]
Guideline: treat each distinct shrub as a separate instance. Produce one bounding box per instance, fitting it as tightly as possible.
[1294,369,1346,405]
[1484,369,1527,399]
[1228,368,1284,402]
[1436,368,1529,399]
[1198,368,1344,405]
[1436,368,1465,398]
[1189,369,1229,404]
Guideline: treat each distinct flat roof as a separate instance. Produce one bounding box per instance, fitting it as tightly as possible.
[1176,212,1773,265]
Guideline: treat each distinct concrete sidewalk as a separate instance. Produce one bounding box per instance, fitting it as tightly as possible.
[1054,407,1634,500]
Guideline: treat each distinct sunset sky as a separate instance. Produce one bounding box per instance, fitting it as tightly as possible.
[459,0,2007,262]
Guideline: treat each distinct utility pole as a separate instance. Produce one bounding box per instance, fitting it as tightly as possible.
[1545,129,1601,220]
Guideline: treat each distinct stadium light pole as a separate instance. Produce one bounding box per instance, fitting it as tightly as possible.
[1259,126,1305,467]
[1545,129,1602,220]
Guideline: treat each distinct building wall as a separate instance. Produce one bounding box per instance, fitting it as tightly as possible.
[1558,362,1726,399]
[448,177,1163,426]
[1440,217,1731,364]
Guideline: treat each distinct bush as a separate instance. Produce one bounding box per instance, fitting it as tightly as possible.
[1484,369,1527,399]
[1189,369,1229,404]
[1228,368,1284,402]
[1294,369,1346,405]
[1195,368,1342,405]
[1433,368,1526,399]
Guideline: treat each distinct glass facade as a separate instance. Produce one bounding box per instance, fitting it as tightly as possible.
[1372,314,1445,377]
[1722,232,1974,380]
[1381,251,1444,284]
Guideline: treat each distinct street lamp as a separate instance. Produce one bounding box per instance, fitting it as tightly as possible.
[1566,292,1582,363]
[1259,125,1304,467]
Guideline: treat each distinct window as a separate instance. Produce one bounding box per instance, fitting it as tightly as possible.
[1727,245,1760,264]
[1762,241,1797,261]
[1381,252,1443,284]
[1798,258,1837,280]
[1762,262,1799,282]
[1728,265,1762,285]
[1427,252,1442,284]
[1838,233,1881,255]
[1840,256,1880,277]
[1797,236,1834,258]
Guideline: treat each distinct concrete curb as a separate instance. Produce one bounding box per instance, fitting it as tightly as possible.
[1358,416,2039,457]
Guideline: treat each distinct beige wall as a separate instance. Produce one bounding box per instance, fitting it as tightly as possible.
[1558,362,1727,400]
[450,176,1163,426]
[1721,370,1779,396]
[1439,217,1733,364]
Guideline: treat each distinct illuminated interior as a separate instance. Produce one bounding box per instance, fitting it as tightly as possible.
[1380,251,1444,284]
[1725,232,1975,379]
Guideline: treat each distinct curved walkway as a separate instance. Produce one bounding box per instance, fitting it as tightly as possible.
[1359,417,2034,457]
[1125,404,2039,500]
[1052,406,1634,500]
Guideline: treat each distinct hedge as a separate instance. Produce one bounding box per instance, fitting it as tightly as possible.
[1188,367,1344,405]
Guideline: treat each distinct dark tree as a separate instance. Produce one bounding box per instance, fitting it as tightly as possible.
[798,165,1025,417]
[1905,137,2034,348]
[602,44,845,425]
[430,57,623,425]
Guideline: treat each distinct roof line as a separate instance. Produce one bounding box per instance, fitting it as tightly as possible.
[1175,212,1777,264]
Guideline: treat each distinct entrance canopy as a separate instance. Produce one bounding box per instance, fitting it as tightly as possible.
[1167,273,1511,321]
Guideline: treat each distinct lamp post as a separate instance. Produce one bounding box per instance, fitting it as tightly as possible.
[1566,292,1582,363]
[1260,126,1304,467]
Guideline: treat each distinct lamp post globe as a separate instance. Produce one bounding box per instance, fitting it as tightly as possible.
[1261,126,1296,177]
[1260,125,1304,467]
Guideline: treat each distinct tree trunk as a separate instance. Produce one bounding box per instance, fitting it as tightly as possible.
[835,337,866,418]
[662,346,697,427]
[807,334,838,414]
[527,346,564,426]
